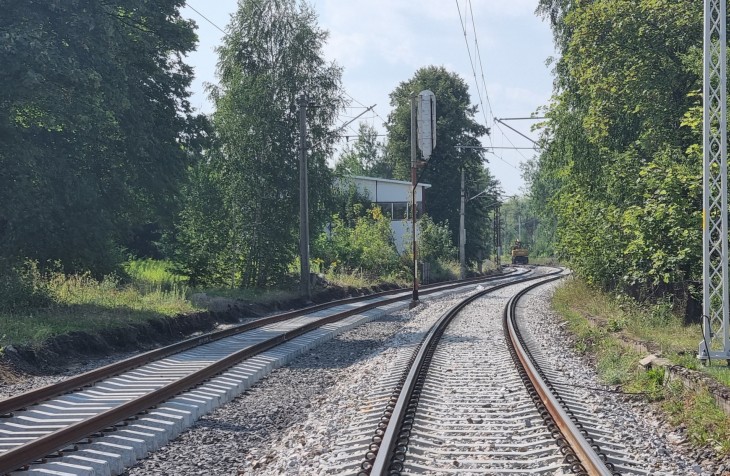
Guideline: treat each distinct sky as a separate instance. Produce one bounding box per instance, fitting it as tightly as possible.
[180,0,557,197]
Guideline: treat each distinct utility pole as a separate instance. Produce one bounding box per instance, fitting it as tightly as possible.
[410,92,419,306]
[494,206,501,268]
[459,168,466,279]
[298,93,311,300]
[700,0,730,363]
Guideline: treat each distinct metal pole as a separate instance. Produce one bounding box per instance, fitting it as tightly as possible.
[496,206,502,268]
[411,93,419,306]
[700,0,729,362]
[298,93,311,300]
[459,168,466,279]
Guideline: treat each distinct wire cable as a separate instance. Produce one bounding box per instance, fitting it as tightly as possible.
[185,2,227,36]
[458,0,535,164]
[455,0,491,140]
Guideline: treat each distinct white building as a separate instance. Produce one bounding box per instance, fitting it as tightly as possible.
[344,176,431,253]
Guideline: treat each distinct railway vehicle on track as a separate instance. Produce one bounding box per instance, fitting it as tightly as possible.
[511,240,529,264]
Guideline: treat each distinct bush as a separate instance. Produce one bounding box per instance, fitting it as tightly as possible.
[418,215,456,262]
[124,259,188,292]
[314,206,400,278]
[0,260,54,310]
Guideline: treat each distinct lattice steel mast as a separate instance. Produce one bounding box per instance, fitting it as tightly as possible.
[699,0,730,363]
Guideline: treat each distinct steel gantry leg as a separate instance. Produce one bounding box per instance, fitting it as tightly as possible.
[699,0,730,363]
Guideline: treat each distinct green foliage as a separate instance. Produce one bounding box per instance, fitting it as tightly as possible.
[0,269,197,348]
[314,207,400,278]
[531,0,704,317]
[521,156,558,257]
[663,384,730,452]
[173,162,231,286]
[330,183,372,228]
[175,0,345,288]
[0,0,207,275]
[123,259,188,292]
[500,196,546,256]
[0,260,53,311]
[334,123,389,177]
[552,278,730,453]
[417,215,456,262]
[382,66,498,266]
[422,259,460,283]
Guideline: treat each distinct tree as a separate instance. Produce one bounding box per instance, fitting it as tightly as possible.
[176,0,345,287]
[521,155,558,257]
[0,0,204,274]
[334,123,387,177]
[382,66,496,265]
[531,0,704,320]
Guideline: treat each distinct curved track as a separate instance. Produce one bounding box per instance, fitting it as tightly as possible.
[0,270,529,475]
[339,269,639,475]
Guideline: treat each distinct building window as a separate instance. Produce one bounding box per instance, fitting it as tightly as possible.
[392,202,408,220]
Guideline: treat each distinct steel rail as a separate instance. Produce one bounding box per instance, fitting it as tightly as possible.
[0,270,524,474]
[505,276,616,475]
[0,269,519,419]
[367,268,563,475]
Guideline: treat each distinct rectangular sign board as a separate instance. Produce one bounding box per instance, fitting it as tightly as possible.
[417,90,436,160]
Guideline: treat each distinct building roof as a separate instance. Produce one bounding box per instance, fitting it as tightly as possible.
[349,175,432,189]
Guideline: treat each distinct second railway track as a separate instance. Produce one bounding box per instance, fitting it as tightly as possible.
[0,269,535,476]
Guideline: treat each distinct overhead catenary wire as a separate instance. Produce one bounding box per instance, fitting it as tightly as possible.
[457,0,537,165]
[455,1,491,138]
[185,2,228,36]
[344,91,389,126]
[454,1,522,170]
[467,0,495,149]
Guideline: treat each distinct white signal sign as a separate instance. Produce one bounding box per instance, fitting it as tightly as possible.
[417,90,436,160]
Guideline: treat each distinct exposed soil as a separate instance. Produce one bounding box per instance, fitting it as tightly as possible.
[0,282,401,378]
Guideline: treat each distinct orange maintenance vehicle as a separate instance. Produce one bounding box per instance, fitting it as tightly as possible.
[511,240,529,265]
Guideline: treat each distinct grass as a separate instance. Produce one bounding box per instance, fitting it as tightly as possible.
[663,381,730,452]
[552,277,730,454]
[554,278,730,385]
[0,267,198,349]
[528,256,561,266]
[0,255,520,351]
[124,259,188,291]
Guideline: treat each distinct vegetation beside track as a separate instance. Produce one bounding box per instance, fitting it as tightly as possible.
[553,277,730,454]
[0,256,496,351]
[0,262,198,349]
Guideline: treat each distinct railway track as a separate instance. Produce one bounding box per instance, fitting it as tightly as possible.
[326,269,646,475]
[0,269,531,476]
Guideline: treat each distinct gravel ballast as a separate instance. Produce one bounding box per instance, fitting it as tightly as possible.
[3,272,715,475]
[126,287,483,475]
[126,273,701,475]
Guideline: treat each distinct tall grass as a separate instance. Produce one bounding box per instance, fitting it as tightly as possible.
[0,263,198,348]
[552,277,730,454]
[124,259,188,291]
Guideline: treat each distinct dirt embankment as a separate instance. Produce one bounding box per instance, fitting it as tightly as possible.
[0,282,401,376]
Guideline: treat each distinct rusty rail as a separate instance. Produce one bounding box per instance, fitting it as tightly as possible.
[0,270,522,474]
[367,268,563,475]
[504,275,617,476]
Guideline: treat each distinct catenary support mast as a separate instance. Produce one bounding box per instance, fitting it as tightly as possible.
[699,0,730,362]
[299,93,311,300]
